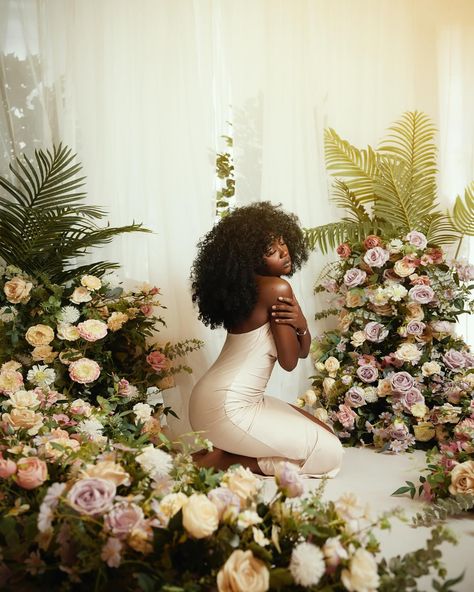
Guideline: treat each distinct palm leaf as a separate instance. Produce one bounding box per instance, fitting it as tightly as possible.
[449,181,474,236]
[331,179,372,223]
[422,213,460,246]
[304,220,374,254]
[324,128,379,204]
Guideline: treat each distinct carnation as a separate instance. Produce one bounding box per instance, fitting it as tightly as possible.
[77,418,105,441]
[136,445,173,479]
[57,306,80,324]
[289,542,325,587]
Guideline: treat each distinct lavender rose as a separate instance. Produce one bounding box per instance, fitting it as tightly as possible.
[363,247,390,268]
[408,285,435,304]
[390,371,415,392]
[463,352,474,369]
[105,502,145,539]
[356,365,379,383]
[67,478,116,515]
[208,487,241,520]
[405,231,427,249]
[344,386,366,408]
[406,320,426,336]
[364,321,389,343]
[275,462,304,498]
[399,387,425,411]
[343,268,367,289]
[443,349,466,372]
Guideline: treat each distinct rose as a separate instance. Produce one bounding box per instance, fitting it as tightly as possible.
[324,356,340,377]
[336,243,351,258]
[39,429,80,459]
[322,377,336,395]
[336,404,358,429]
[67,478,116,515]
[323,537,348,570]
[301,389,317,406]
[105,502,145,539]
[157,492,188,523]
[140,304,154,317]
[217,550,269,592]
[388,238,404,253]
[79,460,130,487]
[9,389,40,408]
[425,247,444,263]
[107,312,129,331]
[363,235,383,249]
[390,421,410,440]
[363,246,390,268]
[31,345,58,363]
[57,323,80,341]
[3,276,33,304]
[389,371,414,392]
[421,361,441,376]
[146,351,168,372]
[448,461,474,495]
[406,320,426,336]
[208,487,241,521]
[0,455,17,478]
[2,408,43,434]
[393,259,416,277]
[344,387,365,408]
[408,284,435,304]
[69,358,101,384]
[430,320,455,336]
[341,548,380,592]
[25,324,55,346]
[314,407,329,422]
[406,302,424,320]
[377,378,392,397]
[15,457,48,489]
[399,387,424,411]
[223,466,262,503]
[443,349,466,372]
[275,462,304,498]
[70,286,92,304]
[356,365,378,383]
[77,319,108,342]
[394,343,422,364]
[363,321,388,343]
[405,230,428,249]
[133,402,153,424]
[80,274,102,290]
[70,398,93,416]
[350,331,366,347]
[182,493,219,538]
[343,268,367,288]
[345,290,365,308]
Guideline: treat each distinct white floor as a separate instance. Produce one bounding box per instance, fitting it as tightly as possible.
[261,448,474,592]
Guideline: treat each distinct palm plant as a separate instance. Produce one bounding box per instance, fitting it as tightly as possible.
[305,111,474,256]
[0,144,150,283]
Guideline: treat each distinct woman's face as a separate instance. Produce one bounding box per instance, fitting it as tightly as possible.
[260,236,292,276]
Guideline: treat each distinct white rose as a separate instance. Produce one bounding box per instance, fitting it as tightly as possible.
[302,389,317,406]
[422,361,441,377]
[314,407,329,422]
[341,548,380,592]
[350,331,366,347]
[223,466,262,504]
[158,492,188,521]
[9,389,40,409]
[217,550,269,592]
[394,343,422,364]
[182,493,219,538]
[323,377,336,395]
[324,356,340,377]
[448,461,474,495]
[394,260,416,277]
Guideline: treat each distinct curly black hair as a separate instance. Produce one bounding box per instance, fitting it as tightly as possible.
[190,201,308,330]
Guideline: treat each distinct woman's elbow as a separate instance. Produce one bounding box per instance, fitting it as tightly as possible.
[278,358,298,372]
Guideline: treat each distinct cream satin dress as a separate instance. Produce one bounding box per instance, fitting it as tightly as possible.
[189,322,343,476]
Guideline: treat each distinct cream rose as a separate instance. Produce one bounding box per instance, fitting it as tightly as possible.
[2,408,44,435]
[4,276,33,304]
[341,548,380,592]
[393,259,416,277]
[448,461,474,495]
[406,302,424,320]
[346,291,364,309]
[158,492,189,521]
[70,286,92,304]
[9,389,40,409]
[323,377,336,395]
[302,389,317,406]
[31,345,58,363]
[394,343,422,364]
[80,460,131,487]
[351,331,366,347]
[421,361,441,377]
[182,493,219,538]
[57,323,81,341]
[80,275,102,291]
[107,311,129,331]
[1,360,21,372]
[69,358,101,384]
[377,378,392,397]
[314,407,329,422]
[217,550,269,592]
[223,466,262,504]
[15,457,48,489]
[324,356,340,377]
[25,324,55,347]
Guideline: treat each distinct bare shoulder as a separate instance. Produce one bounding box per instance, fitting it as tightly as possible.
[257,276,293,306]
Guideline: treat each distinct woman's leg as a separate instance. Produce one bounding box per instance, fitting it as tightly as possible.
[192,447,263,474]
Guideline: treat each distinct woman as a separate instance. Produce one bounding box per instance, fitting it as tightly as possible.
[189,202,343,476]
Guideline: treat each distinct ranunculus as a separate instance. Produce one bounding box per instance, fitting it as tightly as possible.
[408,284,435,304]
[57,323,80,341]
[406,320,425,336]
[77,319,108,342]
[421,361,441,376]
[364,321,388,343]
[341,548,380,592]
[356,365,378,383]
[25,324,55,347]
[345,386,365,408]
[31,345,58,363]
[2,408,43,434]
[406,230,427,249]
[70,286,92,304]
[146,350,168,372]
[344,268,367,288]
[107,311,129,331]
[67,478,116,515]
[448,461,474,495]
[80,275,102,291]
[223,466,262,504]
[324,356,340,377]
[0,454,17,478]
[363,235,383,249]
[336,404,358,429]
[443,349,466,372]
[394,343,422,364]
[336,243,351,258]
[79,460,130,487]
[105,502,145,539]
[390,371,415,392]
[69,358,101,384]
[363,246,390,268]
[275,461,304,498]
[182,493,219,538]
[15,457,48,489]
[217,550,269,592]
[3,276,33,304]
[393,259,416,277]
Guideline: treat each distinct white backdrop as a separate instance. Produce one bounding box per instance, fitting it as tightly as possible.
[1,0,473,436]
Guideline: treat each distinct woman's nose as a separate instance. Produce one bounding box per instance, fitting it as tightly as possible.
[279,244,288,256]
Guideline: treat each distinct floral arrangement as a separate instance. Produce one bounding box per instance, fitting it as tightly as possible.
[297,231,474,452]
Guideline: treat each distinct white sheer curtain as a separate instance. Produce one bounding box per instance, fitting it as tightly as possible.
[1,0,473,437]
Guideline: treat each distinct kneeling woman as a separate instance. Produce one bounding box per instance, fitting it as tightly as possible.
[189,202,343,476]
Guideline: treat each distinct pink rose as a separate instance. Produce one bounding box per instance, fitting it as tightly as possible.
[405,231,427,249]
[455,262,474,282]
[336,404,358,429]
[363,235,383,249]
[207,487,241,520]
[140,304,154,317]
[275,462,304,498]
[336,243,351,258]
[344,387,365,408]
[356,365,378,383]
[52,413,76,427]
[390,422,410,440]
[15,457,48,489]
[399,387,424,411]
[390,371,414,392]
[443,349,466,372]
[105,502,145,539]
[146,351,168,373]
[364,321,388,343]
[0,454,17,478]
[408,285,434,304]
[363,247,390,268]
[343,268,367,288]
[406,320,426,336]
[67,478,116,515]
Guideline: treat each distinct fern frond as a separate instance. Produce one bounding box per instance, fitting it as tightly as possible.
[331,180,372,223]
[448,181,474,236]
[324,128,379,204]
[314,261,342,285]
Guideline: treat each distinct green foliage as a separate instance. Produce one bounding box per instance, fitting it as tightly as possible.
[0,144,150,283]
[215,133,235,218]
[412,494,474,527]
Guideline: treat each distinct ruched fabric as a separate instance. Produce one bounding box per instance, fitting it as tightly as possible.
[189,322,343,476]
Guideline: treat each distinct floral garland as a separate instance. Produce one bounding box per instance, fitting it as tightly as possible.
[298,232,474,452]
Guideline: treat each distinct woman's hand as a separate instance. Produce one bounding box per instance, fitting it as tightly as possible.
[271,295,308,334]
